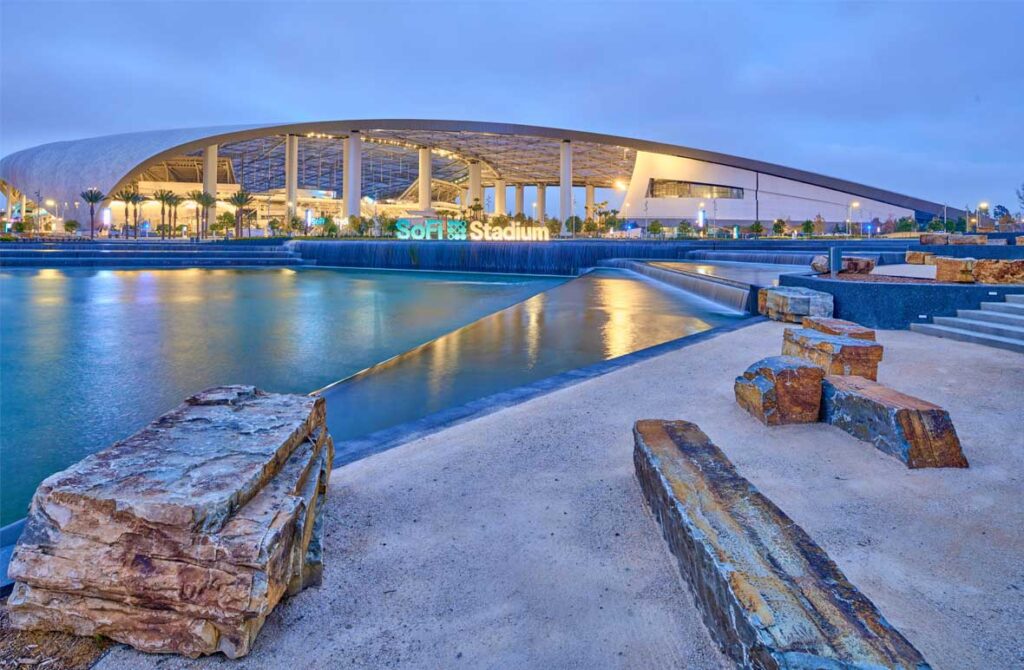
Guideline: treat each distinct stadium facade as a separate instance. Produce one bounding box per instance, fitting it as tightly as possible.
[0,120,958,235]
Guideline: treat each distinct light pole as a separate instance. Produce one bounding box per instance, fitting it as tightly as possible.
[847,201,860,236]
[977,201,989,231]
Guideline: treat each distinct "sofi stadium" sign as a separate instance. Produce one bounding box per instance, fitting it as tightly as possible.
[395,219,550,242]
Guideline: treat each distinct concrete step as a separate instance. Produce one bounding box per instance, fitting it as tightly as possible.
[0,257,306,268]
[910,323,1024,353]
[1004,294,1024,304]
[956,309,1024,326]
[980,301,1024,315]
[932,316,1024,339]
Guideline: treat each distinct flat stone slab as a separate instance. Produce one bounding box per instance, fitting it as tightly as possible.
[734,355,823,425]
[919,233,948,245]
[949,234,987,245]
[972,259,1024,284]
[633,419,931,669]
[759,286,833,323]
[782,327,884,380]
[7,386,333,659]
[801,316,876,340]
[822,376,968,469]
[934,257,976,283]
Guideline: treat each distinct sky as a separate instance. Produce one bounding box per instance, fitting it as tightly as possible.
[2,0,1022,213]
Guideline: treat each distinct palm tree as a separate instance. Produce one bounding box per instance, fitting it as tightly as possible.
[227,190,255,238]
[186,190,205,238]
[129,192,146,238]
[153,189,174,239]
[166,193,183,238]
[190,192,216,238]
[79,188,105,239]
[112,188,135,238]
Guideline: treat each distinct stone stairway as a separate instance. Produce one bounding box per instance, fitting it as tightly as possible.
[910,294,1024,353]
[0,241,311,268]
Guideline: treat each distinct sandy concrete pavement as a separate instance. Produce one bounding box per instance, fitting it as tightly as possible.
[99,321,1022,670]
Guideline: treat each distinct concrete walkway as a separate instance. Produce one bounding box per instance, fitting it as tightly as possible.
[99,322,1022,670]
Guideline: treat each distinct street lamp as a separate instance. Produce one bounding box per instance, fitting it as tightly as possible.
[847,201,860,236]
[977,201,989,231]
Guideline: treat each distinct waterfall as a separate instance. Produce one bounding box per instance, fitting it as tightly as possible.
[598,259,753,312]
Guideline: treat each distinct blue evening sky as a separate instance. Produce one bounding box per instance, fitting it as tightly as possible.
[2,1,1022,212]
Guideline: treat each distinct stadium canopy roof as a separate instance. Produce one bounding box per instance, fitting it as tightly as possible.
[0,119,956,218]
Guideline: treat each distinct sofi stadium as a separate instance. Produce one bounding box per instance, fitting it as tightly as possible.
[0,119,960,236]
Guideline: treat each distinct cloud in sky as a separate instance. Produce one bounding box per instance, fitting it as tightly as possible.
[1,0,1022,210]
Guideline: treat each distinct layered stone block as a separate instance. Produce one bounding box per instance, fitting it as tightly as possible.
[950,234,987,245]
[734,355,824,425]
[972,259,1024,284]
[905,250,935,265]
[801,315,876,341]
[919,233,948,245]
[934,256,976,283]
[1016,236,1024,246]
[782,327,884,380]
[633,420,931,669]
[841,255,876,274]
[760,286,833,323]
[7,386,334,659]
[821,376,968,468]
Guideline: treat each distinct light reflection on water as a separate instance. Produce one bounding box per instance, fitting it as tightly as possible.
[322,269,744,447]
[0,267,562,524]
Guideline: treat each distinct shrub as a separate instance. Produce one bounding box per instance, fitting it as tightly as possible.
[545,218,562,236]
[895,217,914,233]
[749,221,764,237]
[801,220,814,236]
[64,219,80,233]
[773,219,787,236]
[648,220,663,236]
[677,220,693,237]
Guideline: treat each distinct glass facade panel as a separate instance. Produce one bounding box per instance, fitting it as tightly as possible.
[647,179,744,199]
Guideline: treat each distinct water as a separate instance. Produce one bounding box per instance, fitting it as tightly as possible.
[323,269,744,454]
[0,267,562,524]
[649,260,809,286]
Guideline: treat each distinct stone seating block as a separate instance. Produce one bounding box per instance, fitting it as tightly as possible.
[841,255,876,274]
[7,386,334,659]
[757,286,768,316]
[1016,236,1024,246]
[801,315,876,340]
[822,376,968,468]
[810,254,829,273]
[949,234,987,245]
[905,250,935,265]
[762,286,833,323]
[734,355,824,425]
[633,420,931,669]
[934,256,976,283]
[782,327,883,380]
[919,233,948,245]
[972,259,1024,284]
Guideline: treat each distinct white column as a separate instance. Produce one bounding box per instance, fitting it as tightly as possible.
[559,140,572,234]
[3,186,11,223]
[585,184,595,220]
[418,147,432,212]
[535,184,546,222]
[203,144,218,223]
[461,188,469,209]
[284,135,298,221]
[493,179,506,216]
[514,184,524,217]
[344,132,362,219]
[468,162,482,216]
[21,194,27,225]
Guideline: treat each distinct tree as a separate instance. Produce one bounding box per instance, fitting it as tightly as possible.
[565,215,583,235]
[152,189,174,239]
[648,220,663,236]
[112,188,135,238]
[583,218,598,236]
[895,217,915,233]
[186,190,205,237]
[64,219,79,234]
[268,218,282,236]
[1017,182,1024,212]
[772,219,785,236]
[993,205,1010,220]
[801,220,815,236]
[129,192,145,238]
[227,190,255,238]
[544,217,562,237]
[321,215,339,237]
[749,220,764,237]
[677,219,693,237]
[213,211,234,236]
[79,188,105,239]
[166,194,183,238]
[928,217,945,231]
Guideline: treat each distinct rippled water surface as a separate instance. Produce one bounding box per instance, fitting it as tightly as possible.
[0,267,562,524]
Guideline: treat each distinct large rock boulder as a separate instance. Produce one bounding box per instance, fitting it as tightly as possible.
[949,234,987,245]
[7,386,334,659]
[782,327,884,380]
[810,255,830,273]
[760,286,833,322]
[633,420,932,668]
[972,259,1024,284]
[934,256,976,283]
[919,233,948,245]
[841,255,876,274]
[734,355,824,425]
[821,375,968,469]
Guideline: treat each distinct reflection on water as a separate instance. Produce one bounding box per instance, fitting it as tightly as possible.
[323,269,744,446]
[0,267,562,524]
